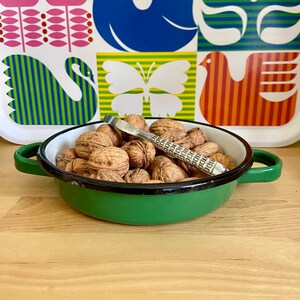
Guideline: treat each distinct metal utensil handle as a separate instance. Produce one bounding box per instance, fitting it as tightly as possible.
[142,132,227,176]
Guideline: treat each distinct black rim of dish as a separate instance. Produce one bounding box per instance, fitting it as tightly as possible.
[37,119,253,195]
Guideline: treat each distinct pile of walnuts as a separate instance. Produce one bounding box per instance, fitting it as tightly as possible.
[56,114,236,184]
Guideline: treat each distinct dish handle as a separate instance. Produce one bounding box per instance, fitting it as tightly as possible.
[14,143,49,176]
[238,149,282,183]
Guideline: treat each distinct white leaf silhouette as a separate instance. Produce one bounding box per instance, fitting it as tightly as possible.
[193,0,247,45]
[257,4,300,45]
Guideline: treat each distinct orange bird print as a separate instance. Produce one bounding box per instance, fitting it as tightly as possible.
[199,52,299,126]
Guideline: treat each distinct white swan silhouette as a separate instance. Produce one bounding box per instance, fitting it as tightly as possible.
[193,0,247,45]
[257,4,300,45]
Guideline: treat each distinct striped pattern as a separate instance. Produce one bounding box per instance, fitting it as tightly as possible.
[97,52,197,120]
[198,0,300,51]
[199,51,298,126]
[3,55,97,125]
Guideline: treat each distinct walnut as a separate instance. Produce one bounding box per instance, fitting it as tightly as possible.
[75,131,113,159]
[160,129,192,149]
[149,118,185,136]
[123,114,149,140]
[124,168,151,183]
[87,146,129,177]
[147,155,174,174]
[209,153,236,170]
[57,115,236,185]
[90,170,125,182]
[192,169,210,179]
[151,162,188,183]
[65,158,89,176]
[176,141,224,176]
[124,114,149,130]
[122,140,156,169]
[187,127,207,148]
[96,124,122,146]
[176,158,213,178]
[193,142,223,157]
[56,148,78,170]
[175,159,194,177]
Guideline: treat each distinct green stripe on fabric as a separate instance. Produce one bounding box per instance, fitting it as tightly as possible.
[52,65,60,124]
[45,65,54,125]
[65,62,73,124]
[26,56,37,124]
[56,70,65,125]
[15,56,26,124]
[8,56,20,123]
[32,57,44,124]
[21,56,33,124]
[38,61,49,124]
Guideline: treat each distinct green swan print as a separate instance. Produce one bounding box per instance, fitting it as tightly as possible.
[2,55,98,125]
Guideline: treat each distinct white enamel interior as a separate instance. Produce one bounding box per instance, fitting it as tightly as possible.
[44,120,248,167]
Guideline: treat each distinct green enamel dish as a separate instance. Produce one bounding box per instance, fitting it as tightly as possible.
[14,119,282,225]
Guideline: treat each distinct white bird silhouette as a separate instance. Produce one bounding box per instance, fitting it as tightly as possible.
[257,4,300,45]
[193,0,247,45]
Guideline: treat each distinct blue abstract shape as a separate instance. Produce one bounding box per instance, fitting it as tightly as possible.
[93,0,197,51]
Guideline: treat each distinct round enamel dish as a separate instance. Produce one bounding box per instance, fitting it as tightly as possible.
[14,119,282,225]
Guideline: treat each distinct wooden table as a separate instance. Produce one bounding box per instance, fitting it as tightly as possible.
[0,137,299,299]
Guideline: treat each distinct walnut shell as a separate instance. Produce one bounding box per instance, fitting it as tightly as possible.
[90,170,125,182]
[177,141,223,176]
[160,129,192,149]
[149,118,185,136]
[175,159,194,177]
[122,140,156,169]
[96,124,122,146]
[124,114,149,130]
[123,114,149,140]
[187,127,207,148]
[175,159,211,178]
[87,146,129,177]
[192,142,223,157]
[56,148,78,170]
[209,153,236,170]
[75,131,113,159]
[147,155,174,174]
[152,162,187,183]
[124,168,151,183]
[192,169,210,179]
[65,158,89,176]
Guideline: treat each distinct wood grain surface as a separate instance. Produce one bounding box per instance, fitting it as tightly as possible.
[0,137,299,299]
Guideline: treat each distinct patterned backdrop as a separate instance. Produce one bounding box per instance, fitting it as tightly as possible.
[0,0,299,146]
